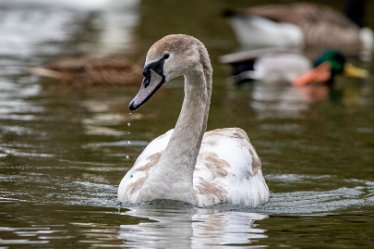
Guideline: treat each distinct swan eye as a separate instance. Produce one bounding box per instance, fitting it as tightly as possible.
[163,53,170,60]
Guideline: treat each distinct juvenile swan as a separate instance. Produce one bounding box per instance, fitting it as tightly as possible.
[118,34,269,207]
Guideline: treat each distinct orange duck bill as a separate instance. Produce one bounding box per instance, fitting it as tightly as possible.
[292,62,332,87]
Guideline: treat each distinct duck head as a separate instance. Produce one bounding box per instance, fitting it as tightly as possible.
[129,34,203,111]
[293,50,368,87]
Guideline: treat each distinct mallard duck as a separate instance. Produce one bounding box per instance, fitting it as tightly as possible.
[28,57,142,86]
[219,49,368,86]
[118,34,269,207]
[223,1,373,61]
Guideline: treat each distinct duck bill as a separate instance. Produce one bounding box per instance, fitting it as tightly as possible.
[292,62,331,87]
[129,69,165,111]
[344,63,368,78]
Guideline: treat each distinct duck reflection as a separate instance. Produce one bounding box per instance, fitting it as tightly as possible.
[225,82,332,119]
[118,205,268,248]
[250,84,329,119]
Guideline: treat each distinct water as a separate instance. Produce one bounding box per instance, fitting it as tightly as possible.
[0,0,374,248]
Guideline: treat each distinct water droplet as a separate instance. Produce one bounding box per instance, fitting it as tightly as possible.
[127,122,131,127]
[117,201,122,213]
[125,155,130,160]
[127,140,131,145]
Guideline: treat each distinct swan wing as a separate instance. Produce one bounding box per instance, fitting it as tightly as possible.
[117,129,173,203]
[193,128,269,207]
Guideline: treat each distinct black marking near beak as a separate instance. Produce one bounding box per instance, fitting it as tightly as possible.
[129,74,164,111]
[142,73,151,88]
[142,56,167,88]
[129,54,170,111]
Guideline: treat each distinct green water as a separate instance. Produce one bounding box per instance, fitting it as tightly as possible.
[0,0,373,248]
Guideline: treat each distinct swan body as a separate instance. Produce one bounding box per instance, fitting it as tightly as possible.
[28,57,142,86]
[118,34,269,207]
[223,1,373,60]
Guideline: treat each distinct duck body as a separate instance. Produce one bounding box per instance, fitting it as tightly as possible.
[28,57,142,86]
[117,34,269,207]
[220,49,368,86]
[219,49,311,84]
[223,1,373,60]
[226,14,304,49]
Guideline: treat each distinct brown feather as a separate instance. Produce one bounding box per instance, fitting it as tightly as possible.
[28,57,142,86]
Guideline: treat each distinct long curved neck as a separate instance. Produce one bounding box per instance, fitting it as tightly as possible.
[140,47,212,204]
[157,66,211,194]
[161,68,211,174]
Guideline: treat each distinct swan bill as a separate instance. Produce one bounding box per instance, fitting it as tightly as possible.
[129,69,165,111]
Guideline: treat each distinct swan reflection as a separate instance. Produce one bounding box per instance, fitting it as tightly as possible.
[118,205,268,248]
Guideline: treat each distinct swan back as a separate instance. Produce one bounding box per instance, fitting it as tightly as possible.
[194,128,269,207]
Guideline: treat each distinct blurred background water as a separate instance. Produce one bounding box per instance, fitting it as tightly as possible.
[0,0,373,248]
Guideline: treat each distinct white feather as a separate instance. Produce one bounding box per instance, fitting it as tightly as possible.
[219,50,312,83]
[251,53,312,83]
[118,129,173,203]
[228,16,303,49]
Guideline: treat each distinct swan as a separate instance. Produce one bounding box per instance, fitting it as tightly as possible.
[117,34,270,207]
[28,57,142,86]
[219,49,368,86]
[223,1,373,61]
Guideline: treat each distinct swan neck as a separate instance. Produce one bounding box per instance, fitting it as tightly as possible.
[162,44,213,174]
[162,68,211,171]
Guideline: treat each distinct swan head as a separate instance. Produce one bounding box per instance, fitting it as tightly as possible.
[129,34,203,111]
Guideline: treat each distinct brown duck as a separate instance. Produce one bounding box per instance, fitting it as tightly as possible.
[28,57,143,86]
[223,0,373,60]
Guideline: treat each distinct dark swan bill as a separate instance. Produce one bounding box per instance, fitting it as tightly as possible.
[129,69,165,111]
